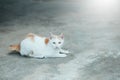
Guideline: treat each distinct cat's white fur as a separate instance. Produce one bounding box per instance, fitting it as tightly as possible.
[20,33,69,58]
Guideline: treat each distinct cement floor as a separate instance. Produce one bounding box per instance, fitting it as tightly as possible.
[0,0,120,80]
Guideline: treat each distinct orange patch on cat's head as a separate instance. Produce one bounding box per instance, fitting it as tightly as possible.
[45,38,49,45]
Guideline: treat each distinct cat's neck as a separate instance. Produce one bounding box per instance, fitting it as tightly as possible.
[44,38,49,45]
[44,38,52,47]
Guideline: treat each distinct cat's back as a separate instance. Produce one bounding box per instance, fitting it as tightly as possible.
[22,34,41,43]
[20,33,50,56]
[34,35,46,45]
[21,34,47,47]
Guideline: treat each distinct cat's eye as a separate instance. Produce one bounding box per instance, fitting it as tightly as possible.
[53,42,56,44]
[58,42,61,44]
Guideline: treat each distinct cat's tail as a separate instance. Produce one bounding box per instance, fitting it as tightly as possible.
[9,44,20,52]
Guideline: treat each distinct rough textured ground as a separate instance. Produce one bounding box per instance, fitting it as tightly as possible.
[0,0,120,80]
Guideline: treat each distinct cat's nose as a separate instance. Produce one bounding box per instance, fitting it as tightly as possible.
[55,47,59,49]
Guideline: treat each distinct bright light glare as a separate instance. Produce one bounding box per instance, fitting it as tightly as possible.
[87,0,119,17]
[93,0,117,9]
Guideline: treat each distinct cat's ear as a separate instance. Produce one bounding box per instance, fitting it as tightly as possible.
[60,33,64,39]
[49,32,53,36]
[49,32,54,39]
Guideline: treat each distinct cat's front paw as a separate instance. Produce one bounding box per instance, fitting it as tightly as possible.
[60,49,71,54]
[59,54,67,57]
[40,56,46,59]
[64,50,71,54]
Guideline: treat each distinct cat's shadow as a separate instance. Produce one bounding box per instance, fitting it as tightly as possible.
[8,51,29,58]
[8,51,74,61]
[8,51,20,56]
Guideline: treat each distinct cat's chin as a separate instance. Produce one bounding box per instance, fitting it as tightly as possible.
[54,47,60,50]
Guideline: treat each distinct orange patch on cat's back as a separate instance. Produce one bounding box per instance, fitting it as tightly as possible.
[26,33,35,42]
[45,38,49,45]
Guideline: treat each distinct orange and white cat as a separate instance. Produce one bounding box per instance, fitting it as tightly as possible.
[9,33,70,58]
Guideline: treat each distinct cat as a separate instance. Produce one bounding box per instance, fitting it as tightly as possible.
[9,32,70,58]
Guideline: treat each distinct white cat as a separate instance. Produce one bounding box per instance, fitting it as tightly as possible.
[9,33,70,58]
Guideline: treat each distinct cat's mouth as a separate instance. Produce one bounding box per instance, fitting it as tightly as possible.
[55,47,59,49]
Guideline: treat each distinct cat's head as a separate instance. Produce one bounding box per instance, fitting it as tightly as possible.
[49,32,64,49]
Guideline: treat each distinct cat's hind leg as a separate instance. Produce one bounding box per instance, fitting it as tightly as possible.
[21,51,45,59]
[29,51,45,59]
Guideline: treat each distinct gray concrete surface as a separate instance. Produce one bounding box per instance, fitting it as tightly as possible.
[0,0,120,80]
